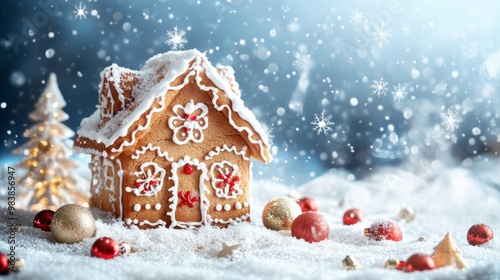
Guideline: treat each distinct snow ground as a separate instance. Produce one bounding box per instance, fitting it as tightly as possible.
[1,159,500,280]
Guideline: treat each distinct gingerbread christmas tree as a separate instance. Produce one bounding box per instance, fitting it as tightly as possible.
[13,73,88,211]
[431,232,469,269]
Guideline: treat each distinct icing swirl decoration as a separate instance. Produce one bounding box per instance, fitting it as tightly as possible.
[125,162,165,196]
[210,161,242,199]
[168,100,208,145]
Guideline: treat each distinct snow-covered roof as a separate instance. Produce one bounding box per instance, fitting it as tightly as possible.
[74,49,272,163]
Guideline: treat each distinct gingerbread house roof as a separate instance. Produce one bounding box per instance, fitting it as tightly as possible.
[74,49,273,163]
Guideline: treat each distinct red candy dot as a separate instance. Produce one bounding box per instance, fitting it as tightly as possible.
[33,209,55,232]
[184,164,194,175]
[91,237,122,260]
[342,208,364,225]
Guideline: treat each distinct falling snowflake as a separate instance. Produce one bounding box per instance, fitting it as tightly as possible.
[391,83,407,102]
[349,10,364,25]
[402,24,411,36]
[372,22,391,46]
[73,2,88,20]
[370,77,389,97]
[440,108,462,131]
[311,110,334,135]
[165,26,187,50]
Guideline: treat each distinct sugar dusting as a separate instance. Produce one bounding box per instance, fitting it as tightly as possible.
[1,159,500,279]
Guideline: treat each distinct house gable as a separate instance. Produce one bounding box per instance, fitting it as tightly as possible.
[74,49,272,163]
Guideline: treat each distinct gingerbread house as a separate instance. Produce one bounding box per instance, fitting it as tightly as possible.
[74,49,272,229]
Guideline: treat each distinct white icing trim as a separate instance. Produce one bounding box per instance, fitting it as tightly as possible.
[125,162,166,196]
[235,202,242,210]
[131,143,174,161]
[215,204,222,211]
[209,160,242,199]
[110,95,166,154]
[168,100,209,145]
[124,218,167,227]
[204,144,250,161]
[167,156,209,229]
[145,204,151,210]
[154,203,161,210]
[224,204,231,211]
[116,159,123,220]
[207,213,251,225]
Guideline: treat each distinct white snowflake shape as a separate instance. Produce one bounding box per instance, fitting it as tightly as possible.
[349,10,364,25]
[402,24,411,36]
[440,108,462,131]
[311,109,334,135]
[372,22,391,46]
[391,83,407,102]
[370,77,389,97]
[73,2,88,20]
[165,26,187,50]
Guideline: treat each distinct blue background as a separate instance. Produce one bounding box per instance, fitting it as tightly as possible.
[1,0,499,186]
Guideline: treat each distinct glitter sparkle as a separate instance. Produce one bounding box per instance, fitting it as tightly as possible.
[311,109,334,135]
[391,83,407,102]
[73,2,88,20]
[372,22,391,46]
[370,77,389,97]
[441,108,462,131]
[165,26,188,50]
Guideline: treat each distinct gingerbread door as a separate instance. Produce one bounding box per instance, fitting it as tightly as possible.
[167,156,209,228]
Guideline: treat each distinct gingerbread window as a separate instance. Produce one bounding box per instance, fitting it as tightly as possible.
[209,161,242,199]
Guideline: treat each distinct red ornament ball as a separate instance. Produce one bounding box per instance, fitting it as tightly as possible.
[364,220,403,242]
[0,253,8,275]
[33,209,55,232]
[404,253,436,272]
[91,237,122,259]
[342,208,364,225]
[298,197,318,212]
[467,224,494,246]
[291,211,329,243]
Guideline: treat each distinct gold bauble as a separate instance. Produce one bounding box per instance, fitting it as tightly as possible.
[262,197,302,231]
[51,204,96,244]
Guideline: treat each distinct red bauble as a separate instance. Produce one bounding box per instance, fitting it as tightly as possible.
[364,220,403,242]
[291,211,329,243]
[33,209,55,232]
[0,253,8,275]
[467,224,494,246]
[404,253,436,272]
[298,197,318,212]
[342,208,364,225]
[91,237,122,259]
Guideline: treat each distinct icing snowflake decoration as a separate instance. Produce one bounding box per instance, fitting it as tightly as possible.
[126,162,166,196]
[210,161,242,199]
[311,109,334,135]
[73,2,88,20]
[371,77,389,97]
[165,26,187,50]
[168,100,209,145]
